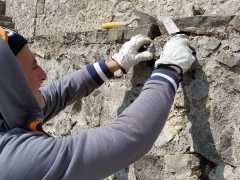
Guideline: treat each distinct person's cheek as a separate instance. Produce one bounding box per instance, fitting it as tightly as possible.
[31,70,40,90]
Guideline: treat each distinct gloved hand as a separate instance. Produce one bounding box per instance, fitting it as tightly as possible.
[112,34,153,73]
[155,34,196,75]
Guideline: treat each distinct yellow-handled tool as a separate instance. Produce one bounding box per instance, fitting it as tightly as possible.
[101,17,139,30]
[101,22,125,29]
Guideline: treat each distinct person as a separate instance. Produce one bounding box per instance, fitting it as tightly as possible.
[0,26,195,180]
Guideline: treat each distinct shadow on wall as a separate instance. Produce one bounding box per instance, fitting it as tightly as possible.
[182,63,225,180]
[112,60,225,180]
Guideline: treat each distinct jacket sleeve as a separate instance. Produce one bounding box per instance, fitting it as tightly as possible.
[51,68,178,180]
[40,60,113,121]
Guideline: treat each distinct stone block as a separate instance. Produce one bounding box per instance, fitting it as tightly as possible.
[216,51,240,68]
[36,0,45,16]
[164,154,201,176]
[229,36,240,52]
[87,30,109,44]
[198,37,221,58]
[124,24,160,40]
[35,0,114,35]
[203,39,221,51]
[107,29,124,43]
[175,16,234,31]
[134,155,165,180]
[5,0,37,38]
[209,164,240,180]
[154,117,185,147]
[96,30,109,43]
[230,15,240,32]
[135,154,201,180]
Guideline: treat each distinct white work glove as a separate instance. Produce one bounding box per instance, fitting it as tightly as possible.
[112,34,153,73]
[155,34,196,75]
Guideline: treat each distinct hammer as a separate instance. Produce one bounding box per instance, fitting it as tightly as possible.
[133,11,197,79]
[133,10,189,38]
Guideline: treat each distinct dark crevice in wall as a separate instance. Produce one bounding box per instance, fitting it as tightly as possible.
[0,1,5,15]
[197,153,217,180]
[186,151,238,180]
[34,0,46,36]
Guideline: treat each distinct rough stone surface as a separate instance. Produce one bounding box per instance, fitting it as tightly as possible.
[5,0,240,179]
[0,1,5,15]
[230,15,240,32]
[134,154,201,180]
[216,51,240,68]
[6,0,37,37]
[209,164,240,180]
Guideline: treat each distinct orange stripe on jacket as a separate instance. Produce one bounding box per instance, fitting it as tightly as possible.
[0,27,8,43]
[28,119,44,132]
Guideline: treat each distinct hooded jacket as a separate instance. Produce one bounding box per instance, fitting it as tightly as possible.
[0,37,43,131]
[0,34,178,180]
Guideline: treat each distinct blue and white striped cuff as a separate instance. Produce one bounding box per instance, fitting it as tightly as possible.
[86,60,114,85]
[149,68,179,93]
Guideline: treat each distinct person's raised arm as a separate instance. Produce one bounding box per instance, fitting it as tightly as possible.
[54,35,196,179]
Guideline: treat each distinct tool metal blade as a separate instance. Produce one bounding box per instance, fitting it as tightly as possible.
[158,16,180,35]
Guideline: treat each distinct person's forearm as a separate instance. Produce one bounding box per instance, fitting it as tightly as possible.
[40,59,115,121]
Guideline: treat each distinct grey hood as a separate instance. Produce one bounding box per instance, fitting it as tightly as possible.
[0,38,44,131]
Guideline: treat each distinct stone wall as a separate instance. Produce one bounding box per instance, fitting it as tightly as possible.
[4,0,240,179]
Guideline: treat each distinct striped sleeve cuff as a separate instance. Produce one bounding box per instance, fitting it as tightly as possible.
[149,68,180,93]
[86,60,114,85]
